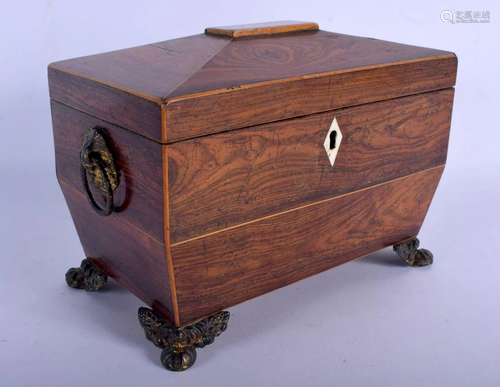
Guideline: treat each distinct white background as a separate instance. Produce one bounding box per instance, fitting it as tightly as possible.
[1,1,499,386]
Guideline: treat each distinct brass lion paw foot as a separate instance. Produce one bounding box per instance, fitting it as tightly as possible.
[65,259,108,291]
[393,237,433,267]
[138,307,230,372]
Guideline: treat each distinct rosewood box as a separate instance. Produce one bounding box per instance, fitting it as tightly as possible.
[48,21,457,371]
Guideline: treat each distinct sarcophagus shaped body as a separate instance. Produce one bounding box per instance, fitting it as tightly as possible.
[49,21,456,371]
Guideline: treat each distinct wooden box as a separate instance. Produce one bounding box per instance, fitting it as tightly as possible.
[48,21,457,371]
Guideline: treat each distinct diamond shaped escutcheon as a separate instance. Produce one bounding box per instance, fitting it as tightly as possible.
[323,117,343,167]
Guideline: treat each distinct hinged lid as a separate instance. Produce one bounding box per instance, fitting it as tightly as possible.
[48,21,457,143]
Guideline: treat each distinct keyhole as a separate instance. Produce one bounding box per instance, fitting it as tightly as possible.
[329,130,337,150]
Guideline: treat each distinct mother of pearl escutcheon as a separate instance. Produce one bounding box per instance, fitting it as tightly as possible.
[323,117,343,167]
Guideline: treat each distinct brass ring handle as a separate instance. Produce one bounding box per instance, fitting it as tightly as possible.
[79,127,119,217]
[80,159,114,216]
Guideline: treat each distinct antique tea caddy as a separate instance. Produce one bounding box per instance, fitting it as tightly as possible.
[48,21,457,371]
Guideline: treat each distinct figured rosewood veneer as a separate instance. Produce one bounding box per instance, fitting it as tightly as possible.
[167,89,453,244]
[49,20,456,371]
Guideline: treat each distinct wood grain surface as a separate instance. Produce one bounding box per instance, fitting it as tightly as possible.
[48,29,456,143]
[60,183,175,323]
[171,166,444,325]
[168,31,455,98]
[167,89,453,244]
[51,101,165,243]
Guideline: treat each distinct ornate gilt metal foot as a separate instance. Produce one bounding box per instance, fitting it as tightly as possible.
[138,307,230,372]
[393,237,433,267]
[65,259,108,291]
